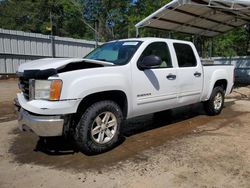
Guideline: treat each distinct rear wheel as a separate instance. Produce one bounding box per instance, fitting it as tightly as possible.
[74,100,123,154]
[204,86,225,116]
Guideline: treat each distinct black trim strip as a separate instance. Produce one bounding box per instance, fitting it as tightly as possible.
[203,64,234,66]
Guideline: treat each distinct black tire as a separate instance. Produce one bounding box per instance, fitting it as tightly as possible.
[204,86,225,116]
[74,100,123,154]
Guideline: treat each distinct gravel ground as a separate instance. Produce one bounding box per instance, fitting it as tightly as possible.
[0,80,250,188]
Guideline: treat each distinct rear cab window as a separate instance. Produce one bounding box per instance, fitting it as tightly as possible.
[173,43,197,68]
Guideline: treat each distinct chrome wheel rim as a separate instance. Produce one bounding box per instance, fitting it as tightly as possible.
[91,112,117,144]
[214,92,223,110]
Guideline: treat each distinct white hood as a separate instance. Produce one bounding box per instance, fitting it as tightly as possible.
[18,58,114,73]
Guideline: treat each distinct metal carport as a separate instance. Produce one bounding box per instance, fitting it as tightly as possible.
[135,0,250,37]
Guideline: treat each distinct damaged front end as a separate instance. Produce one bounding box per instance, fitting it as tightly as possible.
[15,58,111,137]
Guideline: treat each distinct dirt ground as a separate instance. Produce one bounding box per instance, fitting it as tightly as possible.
[0,79,19,123]
[0,80,250,188]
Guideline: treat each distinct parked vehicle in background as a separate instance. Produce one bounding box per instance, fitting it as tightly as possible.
[15,38,234,154]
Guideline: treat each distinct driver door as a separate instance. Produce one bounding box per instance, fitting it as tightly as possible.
[132,41,178,117]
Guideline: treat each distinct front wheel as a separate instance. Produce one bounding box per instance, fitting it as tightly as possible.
[74,100,123,154]
[204,86,225,116]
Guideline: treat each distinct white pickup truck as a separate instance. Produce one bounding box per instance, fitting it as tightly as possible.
[16,38,234,154]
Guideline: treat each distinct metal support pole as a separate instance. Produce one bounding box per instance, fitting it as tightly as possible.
[209,39,213,59]
[136,27,139,38]
[50,36,55,58]
[82,18,99,48]
[168,32,172,39]
[50,11,55,58]
[95,21,98,48]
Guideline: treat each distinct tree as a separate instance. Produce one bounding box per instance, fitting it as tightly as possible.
[0,0,87,38]
[81,0,129,41]
[0,0,249,57]
[213,27,250,57]
[126,0,171,38]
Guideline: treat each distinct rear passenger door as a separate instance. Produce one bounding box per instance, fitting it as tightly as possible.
[173,43,203,105]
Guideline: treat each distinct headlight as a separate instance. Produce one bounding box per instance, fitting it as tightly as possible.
[30,80,63,100]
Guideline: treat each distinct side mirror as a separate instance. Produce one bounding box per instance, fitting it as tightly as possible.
[138,55,162,70]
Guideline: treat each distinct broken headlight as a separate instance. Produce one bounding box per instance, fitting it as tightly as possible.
[29,80,62,100]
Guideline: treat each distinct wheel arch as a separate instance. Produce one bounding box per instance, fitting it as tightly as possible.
[203,79,228,101]
[213,79,227,91]
[76,90,128,119]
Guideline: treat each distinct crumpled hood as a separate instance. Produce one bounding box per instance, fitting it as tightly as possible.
[17,58,114,73]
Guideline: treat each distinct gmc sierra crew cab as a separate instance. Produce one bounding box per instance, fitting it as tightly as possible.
[16,38,234,154]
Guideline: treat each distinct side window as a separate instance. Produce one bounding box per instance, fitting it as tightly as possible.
[138,42,172,68]
[173,43,197,67]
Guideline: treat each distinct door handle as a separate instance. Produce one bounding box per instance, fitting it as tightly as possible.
[194,72,201,77]
[166,74,176,80]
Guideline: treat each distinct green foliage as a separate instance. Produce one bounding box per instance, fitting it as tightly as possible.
[213,27,250,57]
[127,0,171,37]
[0,0,249,56]
[81,0,130,41]
[0,0,86,38]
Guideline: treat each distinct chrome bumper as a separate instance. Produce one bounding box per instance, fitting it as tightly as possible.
[15,100,64,137]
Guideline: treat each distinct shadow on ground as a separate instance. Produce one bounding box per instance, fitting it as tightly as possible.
[9,101,240,171]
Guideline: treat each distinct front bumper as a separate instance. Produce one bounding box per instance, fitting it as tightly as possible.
[17,93,81,115]
[15,100,64,137]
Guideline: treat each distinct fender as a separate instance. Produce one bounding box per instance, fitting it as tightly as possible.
[56,65,133,116]
[203,69,229,101]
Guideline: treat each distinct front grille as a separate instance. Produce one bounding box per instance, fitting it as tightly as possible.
[17,69,56,100]
[19,77,30,100]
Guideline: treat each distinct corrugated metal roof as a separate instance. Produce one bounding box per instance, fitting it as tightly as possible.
[135,0,250,37]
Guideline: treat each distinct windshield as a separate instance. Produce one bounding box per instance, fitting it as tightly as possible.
[84,41,142,65]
